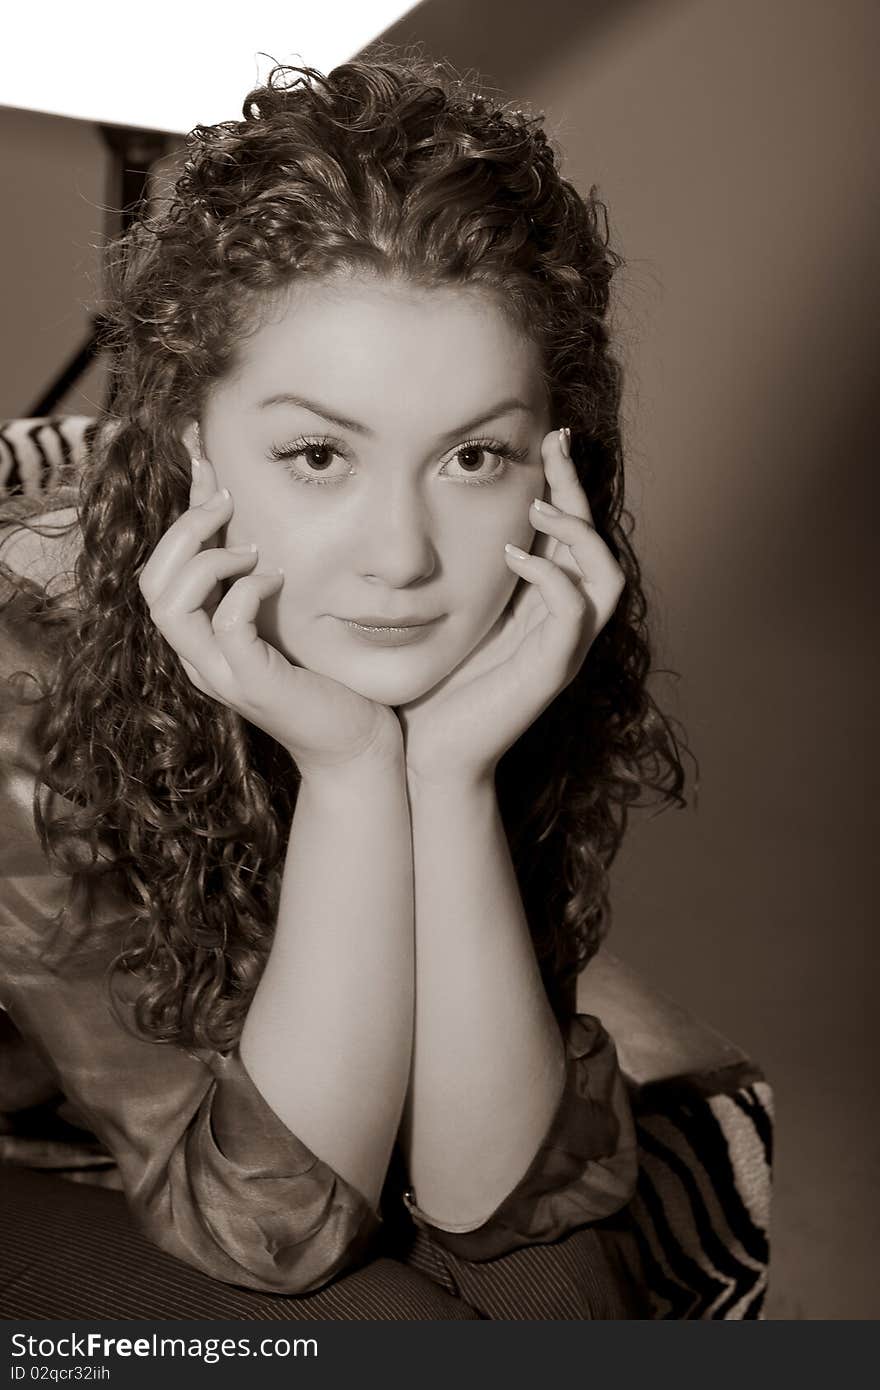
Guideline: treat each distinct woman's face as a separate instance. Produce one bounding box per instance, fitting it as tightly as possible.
[184,270,552,707]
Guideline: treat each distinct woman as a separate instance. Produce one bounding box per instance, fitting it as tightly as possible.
[0,52,689,1318]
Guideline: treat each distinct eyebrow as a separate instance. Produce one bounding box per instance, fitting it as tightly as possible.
[256,392,535,440]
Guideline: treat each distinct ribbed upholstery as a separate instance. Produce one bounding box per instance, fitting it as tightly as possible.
[0,1165,649,1320]
[0,1166,477,1321]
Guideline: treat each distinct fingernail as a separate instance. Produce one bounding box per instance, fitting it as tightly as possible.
[228,542,257,555]
[204,488,231,508]
[558,427,571,459]
[532,497,561,515]
[190,457,201,484]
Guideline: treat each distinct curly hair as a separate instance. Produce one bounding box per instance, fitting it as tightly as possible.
[0,48,695,1050]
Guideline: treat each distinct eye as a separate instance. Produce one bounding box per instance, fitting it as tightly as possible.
[268,434,530,487]
[440,438,530,486]
[269,436,353,486]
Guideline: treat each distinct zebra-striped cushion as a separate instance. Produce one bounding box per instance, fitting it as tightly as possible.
[626,1070,772,1318]
[0,416,116,499]
[0,415,774,1319]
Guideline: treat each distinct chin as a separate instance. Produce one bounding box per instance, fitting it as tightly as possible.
[342,669,443,709]
[275,619,474,708]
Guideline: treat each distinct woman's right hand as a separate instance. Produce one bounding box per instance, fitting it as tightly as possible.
[138,456,404,778]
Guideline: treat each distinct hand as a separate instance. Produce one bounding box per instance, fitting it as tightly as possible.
[138,456,403,778]
[397,426,625,787]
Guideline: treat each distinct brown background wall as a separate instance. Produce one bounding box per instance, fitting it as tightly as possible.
[1,0,876,1318]
[0,105,108,419]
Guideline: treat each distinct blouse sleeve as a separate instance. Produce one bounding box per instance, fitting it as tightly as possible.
[0,573,380,1295]
[400,1007,639,1262]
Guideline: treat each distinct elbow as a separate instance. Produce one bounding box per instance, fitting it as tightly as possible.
[405,1144,638,1265]
[129,1153,382,1296]
[119,1046,384,1296]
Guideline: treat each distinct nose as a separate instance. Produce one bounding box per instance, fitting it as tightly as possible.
[357,481,438,587]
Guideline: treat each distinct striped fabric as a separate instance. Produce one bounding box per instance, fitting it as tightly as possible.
[0,417,117,499]
[0,1164,648,1320]
[625,1074,773,1318]
[0,1165,479,1320]
[0,417,774,1319]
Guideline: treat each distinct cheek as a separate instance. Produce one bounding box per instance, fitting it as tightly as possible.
[237,499,327,587]
[250,540,325,650]
[454,495,536,586]
[488,475,539,548]
[222,491,279,554]
[453,536,522,633]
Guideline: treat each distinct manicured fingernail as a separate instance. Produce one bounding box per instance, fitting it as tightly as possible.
[532,497,561,515]
[204,488,231,508]
[190,457,201,483]
[505,542,529,560]
[228,543,257,555]
[558,427,571,458]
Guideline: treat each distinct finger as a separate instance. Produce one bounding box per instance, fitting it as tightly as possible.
[139,488,232,605]
[152,544,259,617]
[541,427,594,524]
[178,653,235,707]
[531,426,591,566]
[528,500,625,617]
[504,544,587,624]
[148,546,260,689]
[503,544,594,688]
[188,453,220,508]
[188,455,227,611]
[212,569,286,677]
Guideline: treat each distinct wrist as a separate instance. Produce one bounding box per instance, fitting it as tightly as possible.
[290,716,406,790]
[406,762,497,804]
[297,747,407,793]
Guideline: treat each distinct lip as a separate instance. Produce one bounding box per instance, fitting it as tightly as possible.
[338,616,444,647]
[345,614,438,627]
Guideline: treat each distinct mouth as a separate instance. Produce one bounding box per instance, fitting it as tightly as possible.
[343,615,441,629]
[338,616,445,646]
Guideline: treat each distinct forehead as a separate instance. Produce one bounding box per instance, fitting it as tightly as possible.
[226,272,547,419]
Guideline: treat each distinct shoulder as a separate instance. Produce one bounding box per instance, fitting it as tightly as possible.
[0,504,82,596]
[0,504,82,689]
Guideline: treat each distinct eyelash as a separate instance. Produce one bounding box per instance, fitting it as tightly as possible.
[268,435,530,487]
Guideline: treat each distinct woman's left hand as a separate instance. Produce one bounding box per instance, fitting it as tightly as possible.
[397,426,626,787]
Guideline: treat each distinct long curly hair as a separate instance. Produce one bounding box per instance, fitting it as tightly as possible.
[0,49,695,1049]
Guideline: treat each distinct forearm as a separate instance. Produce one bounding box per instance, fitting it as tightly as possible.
[400,773,567,1227]
[239,755,414,1210]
